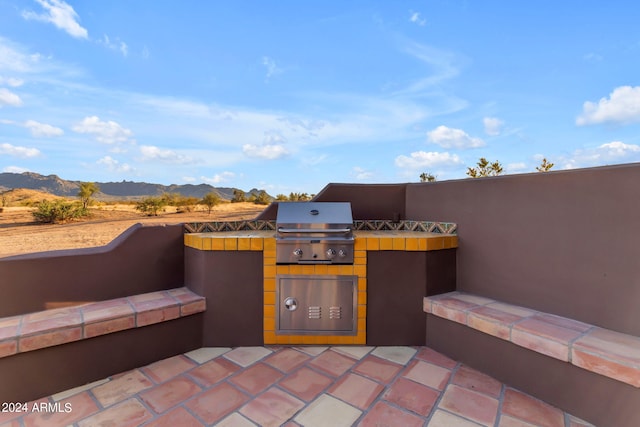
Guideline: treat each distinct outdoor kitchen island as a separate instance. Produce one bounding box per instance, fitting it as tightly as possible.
[184,221,457,347]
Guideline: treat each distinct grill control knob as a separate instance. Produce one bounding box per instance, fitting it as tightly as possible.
[338,249,347,257]
[326,248,336,258]
[293,249,303,257]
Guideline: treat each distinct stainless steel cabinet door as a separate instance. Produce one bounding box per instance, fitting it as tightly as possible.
[277,275,357,334]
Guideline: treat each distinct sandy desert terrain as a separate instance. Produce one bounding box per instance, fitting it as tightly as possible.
[0,202,267,258]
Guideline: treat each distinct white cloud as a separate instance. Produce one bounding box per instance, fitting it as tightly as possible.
[562,141,640,169]
[182,176,196,183]
[0,38,36,73]
[242,143,289,159]
[506,162,527,173]
[202,171,236,184]
[97,156,134,172]
[72,116,134,144]
[394,41,462,98]
[98,35,128,57]
[139,145,194,164]
[576,86,640,125]
[427,125,485,149]
[351,166,374,180]
[0,88,23,107]
[24,120,64,137]
[409,11,426,26]
[0,143,41,158]
[22,0,88,39]
[394,151,461,169]
[3,165,30,173]
[483,117,504,136]
[0,76,24,87]
[262,56,282,81]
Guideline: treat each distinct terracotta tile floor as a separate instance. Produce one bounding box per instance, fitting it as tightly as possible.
[2,346,596,427]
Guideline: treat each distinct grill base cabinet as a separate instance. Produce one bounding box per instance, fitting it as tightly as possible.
[276,275,357,335]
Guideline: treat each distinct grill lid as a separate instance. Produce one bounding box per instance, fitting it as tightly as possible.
[276,202,353,231]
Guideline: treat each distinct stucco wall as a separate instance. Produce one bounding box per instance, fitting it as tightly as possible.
[406,164,640,335]
[0,224,185,317]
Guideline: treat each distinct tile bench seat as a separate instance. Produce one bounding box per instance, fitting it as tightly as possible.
[424,291,640,388]
[0,287,206,359]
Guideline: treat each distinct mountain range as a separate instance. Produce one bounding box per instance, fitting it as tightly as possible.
[0,172,267,201]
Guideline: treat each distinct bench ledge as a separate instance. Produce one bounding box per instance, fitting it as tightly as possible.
[0,287,206,358]
[424,291,640,388]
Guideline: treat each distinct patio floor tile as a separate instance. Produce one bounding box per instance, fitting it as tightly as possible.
[308,349,357,377]
[383,377,439,416]
[295,346,328,356]
[229,362,284,394]
[358,401,423,427]
[143,407,205,427]
[428,409,484,427]
[142,355,197,384]
[352,354,402,384]
[502,388,565,427]
[328,373,383,410]
[187,357,241,387]
[185,382,249,425]
[77,398,153,427]
[403,359,451,390]
[239,386,305,427]
[438,384,499,426]
[498,414,539,427]
[22,392,99,427]
[7,345,596,427]
[278,367,333,401]
[90,369,153,407]
[263,347,310,373]
[216,412,259,426]
[183,347,231,364]
[139,376,202,414]
[223,346,272,367]
[415,346,458,369]
[371,346,417,365]
[452,364,503,398]
[332,345,374,360]
[294,394,361,427]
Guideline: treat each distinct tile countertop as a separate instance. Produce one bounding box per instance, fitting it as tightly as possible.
[184,230,458,251]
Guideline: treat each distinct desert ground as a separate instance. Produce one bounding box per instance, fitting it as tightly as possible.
[0,201,267,258]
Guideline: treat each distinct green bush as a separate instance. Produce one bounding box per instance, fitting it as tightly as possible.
[253,190,272,205]
[32,200,87,223]
[135,197,167,216]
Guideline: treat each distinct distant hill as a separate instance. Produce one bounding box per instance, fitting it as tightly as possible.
[0,172,268,201]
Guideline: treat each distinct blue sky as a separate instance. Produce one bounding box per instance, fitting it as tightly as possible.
[1,1,640,195]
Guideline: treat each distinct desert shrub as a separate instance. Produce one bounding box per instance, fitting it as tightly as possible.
[135,197,167,216]
[32,200,87,223]
[175,196,199,213]
[253,190,271,205]
[231,189,246,203]
[200,192,221,214]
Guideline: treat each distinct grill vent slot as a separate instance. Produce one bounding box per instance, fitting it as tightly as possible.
[308,306,321,319]
[329,306,342,319]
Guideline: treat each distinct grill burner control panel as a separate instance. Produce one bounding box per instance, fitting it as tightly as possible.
[291,247,349,261]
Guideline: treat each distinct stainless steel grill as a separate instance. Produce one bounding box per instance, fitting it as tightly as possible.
[275,202,354,264]
[275,202,357,336]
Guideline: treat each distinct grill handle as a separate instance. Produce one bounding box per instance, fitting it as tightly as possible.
[277,227,352,234]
